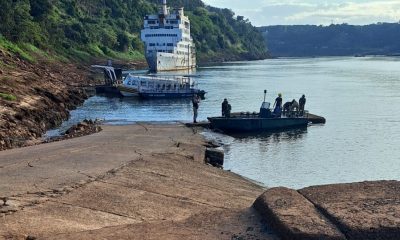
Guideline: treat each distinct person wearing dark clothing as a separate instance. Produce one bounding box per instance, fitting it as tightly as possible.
[222,99,229,117]
[192,95,200,123]
[273,93,283,117]
[299,95,306,115]
[225,103,232,118]
[283,101,292,114]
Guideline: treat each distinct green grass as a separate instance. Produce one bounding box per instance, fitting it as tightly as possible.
[0,92,17,101]
[107,48,145,61]
[0,37,35,63]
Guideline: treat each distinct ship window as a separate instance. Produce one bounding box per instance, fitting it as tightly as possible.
[167,43,173,46]
[148,20,156,24]
[149,43,155,46]
[168,50,173,53]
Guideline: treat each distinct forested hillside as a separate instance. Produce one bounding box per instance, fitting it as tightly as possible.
[0,0,268,64]
[260,23,400,57]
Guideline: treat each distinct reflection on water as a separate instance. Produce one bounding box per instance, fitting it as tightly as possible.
[228,128,307,142]
[48,57,400,189]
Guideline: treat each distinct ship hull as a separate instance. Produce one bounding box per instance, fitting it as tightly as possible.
[207,117,309,133]
[117,85,139,97]
[146,52,196,72]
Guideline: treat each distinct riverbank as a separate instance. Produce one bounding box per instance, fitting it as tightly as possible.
[0,48,148,151]
[0,123,279,239]
[0,50,87,150]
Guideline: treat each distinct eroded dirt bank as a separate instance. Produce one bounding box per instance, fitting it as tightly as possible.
[0,124,279,240]
[0,50,92,150]
[0,50,147,151]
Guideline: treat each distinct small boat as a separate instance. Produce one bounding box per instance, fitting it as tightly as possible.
[118,74,206,99]
[208,91,309,133]
[91,64,205,99]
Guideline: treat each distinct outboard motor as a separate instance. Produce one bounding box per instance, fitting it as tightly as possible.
[260,102,272,118]
[259,90,273,118]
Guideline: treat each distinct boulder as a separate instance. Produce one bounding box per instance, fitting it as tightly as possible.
[300,181,400,240]
[253,187,346,240]
[205,148,224,167]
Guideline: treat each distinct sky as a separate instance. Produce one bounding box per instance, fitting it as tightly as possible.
[202,0,400,26]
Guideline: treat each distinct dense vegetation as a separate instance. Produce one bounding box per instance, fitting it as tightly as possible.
[259,23,400,57]
[0,0,268,64]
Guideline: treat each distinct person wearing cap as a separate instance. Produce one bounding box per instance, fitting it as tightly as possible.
[273,93,283,117]
[299,94,306,115]
[222,98,229,117]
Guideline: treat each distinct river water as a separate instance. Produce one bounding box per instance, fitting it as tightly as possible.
[47,57,400,189]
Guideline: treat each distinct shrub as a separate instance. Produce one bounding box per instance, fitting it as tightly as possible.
[0,93,17,101]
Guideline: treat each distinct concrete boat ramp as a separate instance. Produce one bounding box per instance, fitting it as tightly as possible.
[0,124,276,239]
[1,123,399,240]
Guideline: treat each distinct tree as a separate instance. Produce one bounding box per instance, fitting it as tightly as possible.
[117,32,130,51]
[29,0,52,19]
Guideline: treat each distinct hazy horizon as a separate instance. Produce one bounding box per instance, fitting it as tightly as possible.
[202,0,400,26]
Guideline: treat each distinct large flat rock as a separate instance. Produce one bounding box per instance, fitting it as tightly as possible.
[254,187,346,240]
[300,181,400,240]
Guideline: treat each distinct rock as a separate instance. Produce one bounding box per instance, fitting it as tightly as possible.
[205,148,224,167]
[253,187,346,240]
[1,197,8,206]
[0,205,18,214]
[299,181,400,240]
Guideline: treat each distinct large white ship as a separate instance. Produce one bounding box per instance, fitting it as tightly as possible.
[141,0,196,72]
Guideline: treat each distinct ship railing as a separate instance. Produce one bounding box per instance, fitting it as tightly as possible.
[282,109,309,118]
[139,86,195,93]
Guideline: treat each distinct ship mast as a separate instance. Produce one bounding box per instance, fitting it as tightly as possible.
[162,0,168,15]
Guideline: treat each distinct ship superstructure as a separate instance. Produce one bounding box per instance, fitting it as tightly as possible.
[141,0,196,72]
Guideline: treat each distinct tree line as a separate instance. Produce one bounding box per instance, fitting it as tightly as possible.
[259,23,400,57]
[0,0,268,62]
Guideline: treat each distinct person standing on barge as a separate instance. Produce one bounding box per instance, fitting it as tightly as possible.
[273,93,283,117]
[299,95,306,115]
[222,99,229,117]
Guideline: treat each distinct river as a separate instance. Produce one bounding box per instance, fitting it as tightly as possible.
[47,57,400,189]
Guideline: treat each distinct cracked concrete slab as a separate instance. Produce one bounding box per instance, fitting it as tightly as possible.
[0,124,278,239]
